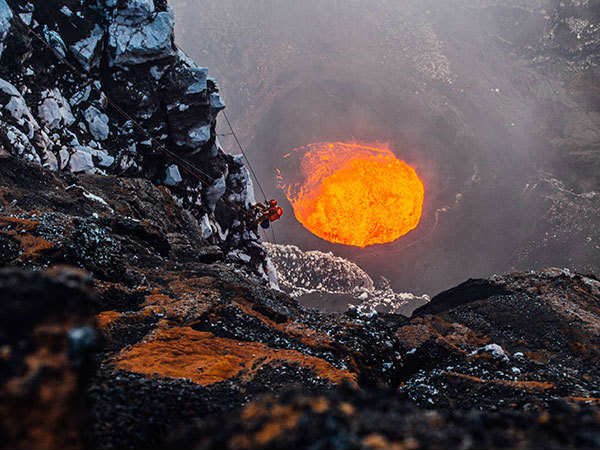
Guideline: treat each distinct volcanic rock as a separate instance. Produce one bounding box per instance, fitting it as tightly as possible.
[266,243,430,315]
[0,0,263,271]
[0,155,402,449]
[0,266,97,450]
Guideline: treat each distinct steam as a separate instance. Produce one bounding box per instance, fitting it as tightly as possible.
[170,0,600,295]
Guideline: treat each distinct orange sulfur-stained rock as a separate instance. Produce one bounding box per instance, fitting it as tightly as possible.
[111,326,358,387]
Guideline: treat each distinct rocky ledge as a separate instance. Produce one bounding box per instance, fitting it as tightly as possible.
[2,155,600,449]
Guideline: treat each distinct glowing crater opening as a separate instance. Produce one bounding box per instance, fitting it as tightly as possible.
[279,142,425,248]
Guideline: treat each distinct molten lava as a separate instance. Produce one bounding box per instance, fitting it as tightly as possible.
[279,142,425,247]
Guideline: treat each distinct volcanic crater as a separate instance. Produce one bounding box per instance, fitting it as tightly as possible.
[173,0,600,295]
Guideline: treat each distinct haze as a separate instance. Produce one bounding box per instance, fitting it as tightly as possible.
[171,0,600,295]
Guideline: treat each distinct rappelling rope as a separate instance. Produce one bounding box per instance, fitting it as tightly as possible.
[221,110,279,244]
[221,110,268,203]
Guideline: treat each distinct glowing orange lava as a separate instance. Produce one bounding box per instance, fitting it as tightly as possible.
[279,142,425,247]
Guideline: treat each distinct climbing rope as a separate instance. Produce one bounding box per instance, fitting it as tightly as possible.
[221,110,279,244]
[221,110,268,203]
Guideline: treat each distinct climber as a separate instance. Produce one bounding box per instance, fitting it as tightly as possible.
[252,199,283,229]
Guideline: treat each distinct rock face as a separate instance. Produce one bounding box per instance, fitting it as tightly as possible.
[0,0,264,272]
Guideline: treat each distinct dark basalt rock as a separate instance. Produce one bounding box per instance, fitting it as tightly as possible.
[396,269,600,410]
[0,266,97,450]
[412,278,510,316]
[171,388,600,450]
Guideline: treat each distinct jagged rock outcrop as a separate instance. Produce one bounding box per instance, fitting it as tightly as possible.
[396,269,600,410]
[0,0,265,272]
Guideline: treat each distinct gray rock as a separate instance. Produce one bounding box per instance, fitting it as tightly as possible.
[210,93,225,109]
[60,6,72,17]
[0,78,18,98]
[164,164,182,186]
[240,166,255,207]
[19,12,32,26]
[69,149,94,173]
[173,123,211,150]
[96,150,115,168]
[2,124,38,162]
[185,67,208,95]
[70,25,104,71]
[108,5,175,66]
[0,79,34,129]
[84,106,109,141]
[188,124,210,146]
[42,149,58,171]
[200,214,213,239]
[38,89,75,130]
[59,147,69,169]
[44,29,67,59]
[38,98,62,129]
[70,85,92,106]
[206,174,226,211]
[0,0,12,59]
[119,0,155,19]
[5,95,29,123]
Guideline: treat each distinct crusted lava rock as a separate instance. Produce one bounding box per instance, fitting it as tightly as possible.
[265,243,430,315]
[166,270,600,450]
[172,388,600,450]
[395,269,600,410]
